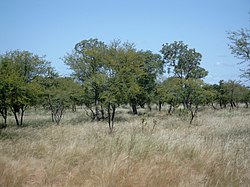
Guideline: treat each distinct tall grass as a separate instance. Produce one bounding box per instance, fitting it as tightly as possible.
[0,108,249,186]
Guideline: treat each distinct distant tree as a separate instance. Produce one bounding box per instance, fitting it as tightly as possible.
[36,73,81,125]
[137,50,164,110]
[202,84,219,110]
[156,77,182,113]
[214,80,229,109]
[112,41,145,115]
[161,41,208,109]
[238,85,250,108]
[64,39,107,121]
[184,79,208,124]
[223,80,239,109]
[0,50,49,127]
[222,80,250,110]
[161,41,208,80]
[228,28,250,79]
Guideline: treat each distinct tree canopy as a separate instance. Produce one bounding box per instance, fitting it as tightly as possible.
[228,28,250,79]
[0,39,249,129]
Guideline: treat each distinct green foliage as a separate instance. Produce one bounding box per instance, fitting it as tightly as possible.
[0,50,50,126]
[228,28,250,79]
[158,41,209,122]
[37,75,81,125]
[161,41,208,79]
[64,38,108,120]
[136,50,164,108]
[156,77,182,113]
[1,39,249,129]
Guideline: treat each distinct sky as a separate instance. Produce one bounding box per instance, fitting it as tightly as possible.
[0,0,249,84]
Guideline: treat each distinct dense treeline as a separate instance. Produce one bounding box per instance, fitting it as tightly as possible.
[0,38,249,131]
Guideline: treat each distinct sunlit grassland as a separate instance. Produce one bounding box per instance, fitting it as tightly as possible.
[0,107,249,186]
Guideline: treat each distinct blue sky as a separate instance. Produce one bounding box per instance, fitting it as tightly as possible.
[0,0,249,84]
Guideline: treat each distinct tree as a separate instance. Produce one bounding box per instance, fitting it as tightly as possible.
[184,79,208,124]
[202,84,220,110]
[161,41,208,80]
[110,41,145,115]
[228,28,250,79]
[156,77,182,113]
[160,41,208,109]
[0,50,49,127]
[137,50,164,110]
[35,69,82,125]
[64,38,107,121]
[46,78,78,125]
[221,80,250,110]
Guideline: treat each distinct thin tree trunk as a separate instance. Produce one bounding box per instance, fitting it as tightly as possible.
[189,105,198,124]
[95,99,99,120]
[108,104,116,134]
[108,103,112,133]
[168,104,173,114]
[111,104,116,129]
[0,107,7,128]
[20,106,25,126]
[211,102,217,110]
[12,109,20,127]
[130,98,138,114]
[159,101,162,112]
[131,103,137,115]
[100,104,105,120]
[94,89,100,120]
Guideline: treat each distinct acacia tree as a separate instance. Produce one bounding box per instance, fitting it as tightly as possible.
[202,84,220,110]
[156,77,183,113]
[161,41,208,109]
[110,45,163,114]
[46,78,79,125]
[101,41,162,131]
[160,41,208,123]
[228,28,250,79]
[0,57,16,128]
[137,51,164,110]
[64,38,107,121]
[112,42,145,115]
[184,79,211,123]
[0,50,49,127]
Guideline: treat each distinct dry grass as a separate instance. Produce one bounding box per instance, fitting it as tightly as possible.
[0,107,249,186]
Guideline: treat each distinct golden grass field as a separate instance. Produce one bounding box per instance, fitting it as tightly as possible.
[0,107,249,187]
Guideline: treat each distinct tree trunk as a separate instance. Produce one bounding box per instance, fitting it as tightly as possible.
[108,103,111,131]
[211,102,217,110]
[111,105,116,124]
[72,104,76,112]
[159,101,162,112]
[168,104,173,114]
[131,103,137,115]
[20,106,25,126]
[51,111,55,122]
[54,103,64,125]
[108,103,116,133]
[95,99,99,120]
[189,105,198,124]
[219,99,223,109]
[94,89,100,121]
[0,107,8,128]
[100,104,105,120]
[48,97,55,122]
[11,107,20,127]
[148,104,152,111]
